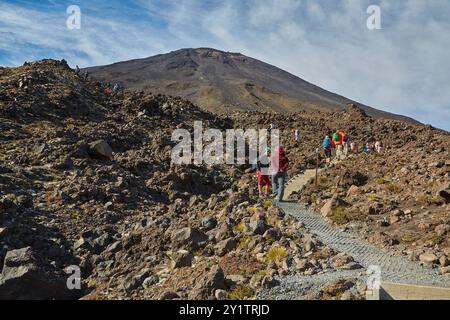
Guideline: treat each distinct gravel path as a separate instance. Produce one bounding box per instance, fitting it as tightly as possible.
[259,171,450,300]
[284,169,320,199]
[258,270,366,300]
[280,201,450,288]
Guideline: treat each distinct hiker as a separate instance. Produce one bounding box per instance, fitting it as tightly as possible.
[113,82,121,94]
[256,147,271,197]
[75,65,80,75]
[18,75,30,89]
[363,143,372,153]
[333,130,344,160]
[18,76,25,89]
[326,127,333,139]
[375,140,384,153]
[271,146,289,202]
[295,129,300,142]
[341,130,349,158]
[83,71,90,80]
[323,135,332,162]
[350,141,358,153]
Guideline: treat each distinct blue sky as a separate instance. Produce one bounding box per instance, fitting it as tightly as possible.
[1,0,449,130]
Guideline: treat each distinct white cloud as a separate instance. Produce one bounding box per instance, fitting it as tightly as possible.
[0,0,449,130]
[0,2,175,67]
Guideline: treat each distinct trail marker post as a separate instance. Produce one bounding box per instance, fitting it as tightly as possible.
[315,147,319,187]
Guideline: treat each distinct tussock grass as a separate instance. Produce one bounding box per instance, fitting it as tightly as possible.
[238,236,252,250]
[330,207,349,225]
[229,285,255,300]
[432,233,444,245]
[234,221,246,233]
[401,234,417,243]
[416,193,430,204]
[368,194,381,202]
[263,200,273,210]
[385,183,403,193]
[266,246,288,263]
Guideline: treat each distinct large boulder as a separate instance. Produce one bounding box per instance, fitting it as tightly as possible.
[88,140,113,159]
[438,187,450,203]
[323,279,355,296]
[249,212,268,235]
[215,238,237,257]
[0,197,18,225]
[201,216,217,231]
[73,231,110,254]
[188,265,225,300]
[419,253,438,265]
[0,247,80,300]
[170,250,194,269]
[346,104,368,120]
[347,185,361,196]
[338,170,368,188]
[249,219,268,235]
[321,195,348,218]
[171,227,208,250]
[332,253,355,268]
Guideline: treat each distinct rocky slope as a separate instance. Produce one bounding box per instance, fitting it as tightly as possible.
[227,104,449,274]
[1,59,448,300]
[285,110,450,274]
[85,48,417,123]
[0,60,369,300]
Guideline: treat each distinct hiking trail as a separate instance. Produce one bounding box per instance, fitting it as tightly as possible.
[258,169,450,300]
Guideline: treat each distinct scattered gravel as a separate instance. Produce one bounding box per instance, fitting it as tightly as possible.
[258,269,366,300]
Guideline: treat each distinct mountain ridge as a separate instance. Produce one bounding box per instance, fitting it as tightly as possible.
[85,48,419,124]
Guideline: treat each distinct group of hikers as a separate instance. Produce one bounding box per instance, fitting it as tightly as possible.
[103,82,122,95]
[74,65,121,95]
[254,127,386,201]
[323,129,385,162]
[323,129,350,162]
[75,65,90,80]
[363,141,385,153]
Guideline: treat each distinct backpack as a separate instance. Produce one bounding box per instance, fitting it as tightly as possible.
[323,138,331,149]
[333,132,340,142]
[343,134,348,142]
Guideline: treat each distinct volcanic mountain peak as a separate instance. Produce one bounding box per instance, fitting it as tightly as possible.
[85,48,418,123]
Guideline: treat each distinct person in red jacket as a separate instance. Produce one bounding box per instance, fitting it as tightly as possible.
[271,146,289,202]
[340,130,349,158]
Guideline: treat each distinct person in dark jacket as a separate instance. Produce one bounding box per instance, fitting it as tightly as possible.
[256,147,271,196]
[271,146,289,202]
